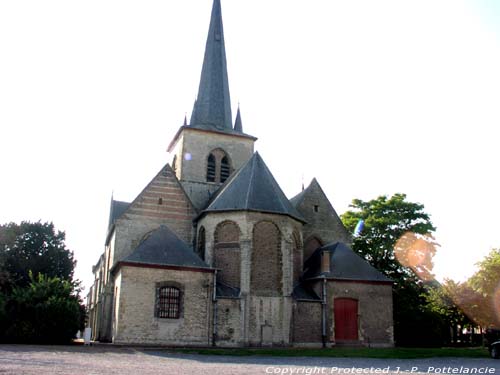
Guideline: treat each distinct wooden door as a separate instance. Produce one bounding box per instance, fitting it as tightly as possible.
[334,298,358,341]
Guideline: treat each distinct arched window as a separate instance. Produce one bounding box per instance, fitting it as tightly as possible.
[206,149,232,183]
[156,286,181,319]
[220,156,230,183]
[207,154,216,182]
[214,221,240,288]
[197,226,206,260]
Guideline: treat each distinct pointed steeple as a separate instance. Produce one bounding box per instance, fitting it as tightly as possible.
[234,105,243,132]
[191,0,232,132]
[183,113,188,126]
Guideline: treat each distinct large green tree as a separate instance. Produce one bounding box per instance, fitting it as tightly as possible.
[0,221,83,343]
[0,221,76,290]
[341,194,449,346]
[341,193,436,284]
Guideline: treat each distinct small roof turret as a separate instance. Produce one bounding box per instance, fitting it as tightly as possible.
[234,105,243,132]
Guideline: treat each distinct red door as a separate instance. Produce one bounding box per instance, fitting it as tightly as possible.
[334,298,358,341]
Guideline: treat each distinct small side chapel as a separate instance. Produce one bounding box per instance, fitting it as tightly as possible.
[87,0,394,347]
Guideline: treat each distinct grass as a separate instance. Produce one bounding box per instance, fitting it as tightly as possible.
[172,347,489,359]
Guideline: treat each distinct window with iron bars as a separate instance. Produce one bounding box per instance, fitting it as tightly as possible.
[156,286,181,319]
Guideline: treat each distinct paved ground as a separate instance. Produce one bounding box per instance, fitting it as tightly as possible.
[0,345,499,375]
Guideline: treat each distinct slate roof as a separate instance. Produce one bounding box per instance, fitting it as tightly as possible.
[216,282,240,299]
[108,199,129,229]
[190,0,233,132]
[201,152,305,222]
[304,242,392,283]
[122,225,211,270]
[233,106,243,132]
[292,283,322,301]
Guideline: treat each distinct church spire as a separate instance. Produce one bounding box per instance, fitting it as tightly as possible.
[191,0,232,132]
[234,104,243,132]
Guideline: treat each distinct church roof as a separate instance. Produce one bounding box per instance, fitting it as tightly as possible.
[190,0,232,132]
[304,242,392,283]
[122,225,211,270]
[108,199,129,229]
[201,152,305,222]
[233,106,243,132]
[292,283,322,301]
[216,282,240,299]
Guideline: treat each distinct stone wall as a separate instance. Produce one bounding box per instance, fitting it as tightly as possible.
[292,301,322,344]
[216,299,242,346]
[327,281,394,347]
[113,265,213,346]
[197,211,302,346]
[295,179,351,249]
[170,128,255,209]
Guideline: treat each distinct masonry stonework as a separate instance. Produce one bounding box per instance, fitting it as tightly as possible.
[113,266,213,346]
[327,281,394,347]
[87,0,394,349]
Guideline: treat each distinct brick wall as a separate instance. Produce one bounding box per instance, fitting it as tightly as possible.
[327,281,394,347]
[214,221,241,288]
[112,164,196,268]
[293,301,322,343]
[251,221,282,296]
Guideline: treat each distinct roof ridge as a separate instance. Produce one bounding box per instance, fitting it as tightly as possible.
[244,153,257,209]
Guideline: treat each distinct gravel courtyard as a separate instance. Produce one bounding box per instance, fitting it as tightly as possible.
[0,345,499,375]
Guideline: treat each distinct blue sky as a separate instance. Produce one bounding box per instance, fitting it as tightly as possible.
[1,0,499,292]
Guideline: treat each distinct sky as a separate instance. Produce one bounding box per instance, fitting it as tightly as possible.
[1,0,500,294]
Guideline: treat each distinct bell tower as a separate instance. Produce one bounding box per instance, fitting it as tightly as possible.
[167,0,256,210]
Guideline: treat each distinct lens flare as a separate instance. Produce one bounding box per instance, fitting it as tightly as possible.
[353,219,364,237]
[184,153,192,161]
[394,232,438,281]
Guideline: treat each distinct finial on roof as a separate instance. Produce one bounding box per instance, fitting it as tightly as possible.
[190,0,232,131]
[234,104,243,132]
[183,113,188,126]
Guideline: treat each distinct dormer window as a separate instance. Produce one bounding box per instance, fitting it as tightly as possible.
[206,149,232,183]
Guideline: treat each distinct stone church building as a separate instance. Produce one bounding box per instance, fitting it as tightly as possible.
[87,0,394,347]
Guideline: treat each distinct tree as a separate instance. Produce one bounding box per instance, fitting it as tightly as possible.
[0,221,76,290]
[2,273,82,343]
[341,193,436,284]
[341,194,449,346]
[467,249,500,328]
[0,221,83,343]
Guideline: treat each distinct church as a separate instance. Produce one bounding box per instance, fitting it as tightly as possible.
[87,0,394,348]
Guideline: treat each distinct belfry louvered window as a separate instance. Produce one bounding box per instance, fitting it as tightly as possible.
[157,286,180,319]
[207,154,216,182]
[220,156,230,183]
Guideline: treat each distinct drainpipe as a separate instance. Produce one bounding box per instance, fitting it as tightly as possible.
[212,269,218,347]
[321,276,327,348]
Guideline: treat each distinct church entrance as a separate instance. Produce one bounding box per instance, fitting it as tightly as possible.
[334,298,358,342]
